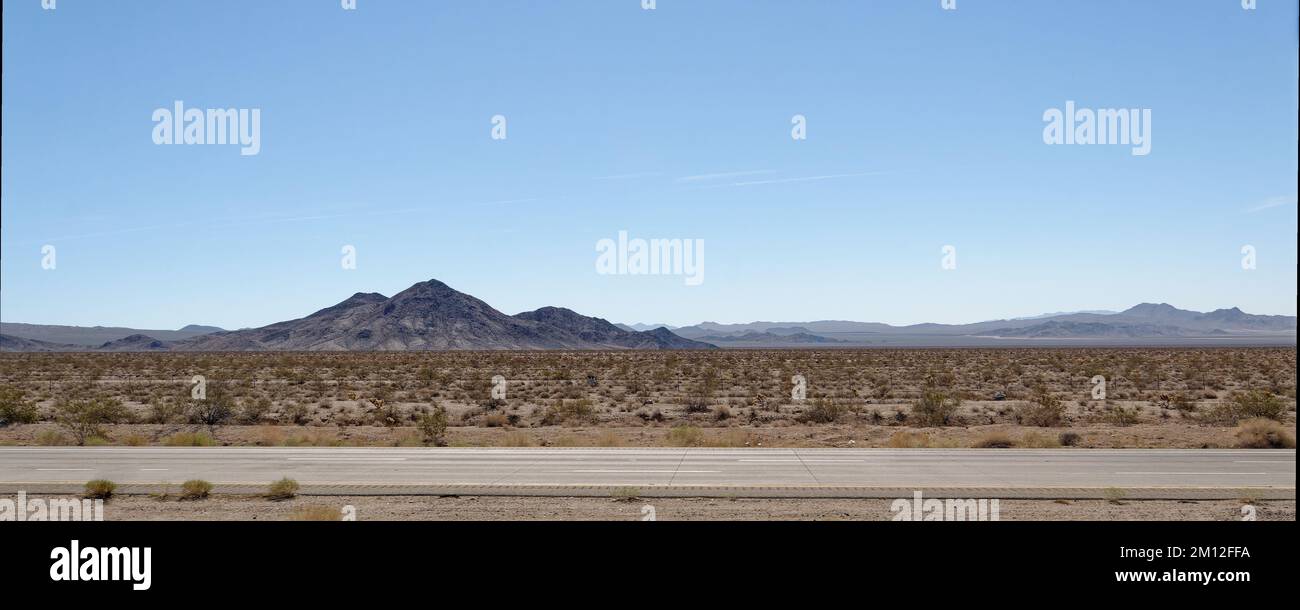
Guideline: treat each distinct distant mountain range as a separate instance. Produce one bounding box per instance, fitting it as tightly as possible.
[0,279,713,352]
[0,322,226,347]
[1,293,1293,352]
[661,303,1295,347]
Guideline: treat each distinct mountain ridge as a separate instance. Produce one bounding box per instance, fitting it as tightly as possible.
[2,299,1292,352]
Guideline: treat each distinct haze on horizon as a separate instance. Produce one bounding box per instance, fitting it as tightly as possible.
[2,1,1296,330]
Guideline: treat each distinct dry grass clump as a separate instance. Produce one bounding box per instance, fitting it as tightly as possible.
[1234,418,1296,449]
[179,479,213,500]
[1018,431,1062,448]
[266,477,300,501]
[495,430,538,447]
[83,479,116,500]
[665,424,704,447]
[886,430,932,448]
[970,431,1015,448]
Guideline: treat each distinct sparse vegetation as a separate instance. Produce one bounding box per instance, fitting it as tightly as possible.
[1209,390,1289,425]
[54,397,130,445]
[665,424,704,447]
[180,479,213,500]
[1234,418,1296,449]
[416,406,449,446]
[0,385,38,425]
[1016,388,1065,427]
[83,479,116,500]
[911,390,959,427]
[0,348,1291,449]
[266,477,300,501]
[886,430,932,448]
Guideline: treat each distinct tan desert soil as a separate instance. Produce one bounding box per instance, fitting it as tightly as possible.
[52,494,1298,521]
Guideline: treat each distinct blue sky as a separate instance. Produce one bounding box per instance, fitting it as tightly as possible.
[2,0,1296,329]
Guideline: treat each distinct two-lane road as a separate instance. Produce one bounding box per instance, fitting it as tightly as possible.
[0,447,1293,498]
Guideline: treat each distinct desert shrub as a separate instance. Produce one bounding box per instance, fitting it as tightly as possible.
[416,406,449,446]
[83,479,116,500]
[0,385,39,424]
[36,429,71,446]
[118,433,149,446]
[683,374,716,414]
[164,431,216,446]
[1156,392,1195,413]
[55,397,130,445]
[1208,391,1289,425]
[798,398,846,424]
[284,402,311,425]
[369,399,401,427]
[145,398,185,424]
[236,397,272,425]
[1058,431,1082,447]
[266,477,300,501]
[180,479,213,500]
[1234,418,1296,449]
[1016,391,1064,427]
[911,390,959,426]
[1104,405,1140,426]
[665,424,703,447]
[188,386,235,432]
[971,431,1015,448]
[540,399,596,426]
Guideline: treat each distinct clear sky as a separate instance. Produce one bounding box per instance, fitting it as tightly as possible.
[2,0,1297,330]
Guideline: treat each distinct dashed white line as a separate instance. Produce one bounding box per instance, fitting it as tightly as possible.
[571,469,718,474]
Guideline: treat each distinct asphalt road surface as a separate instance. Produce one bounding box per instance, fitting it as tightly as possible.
[1,447,1293,498]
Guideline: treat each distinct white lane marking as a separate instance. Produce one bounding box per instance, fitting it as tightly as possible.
[286,458,407,462]
[35,468,93,471]
[1114,472,1267,475]
[1234,461,1295,464]
[570,469,718,473]
[140,468,169,471]
[739,459,864,463]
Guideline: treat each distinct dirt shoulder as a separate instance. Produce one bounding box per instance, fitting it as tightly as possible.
[2,421,1291,449]
[39,494,1295,521]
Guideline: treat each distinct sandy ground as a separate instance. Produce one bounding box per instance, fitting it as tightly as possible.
[2,421,1287,449]
[40,494,1297,521]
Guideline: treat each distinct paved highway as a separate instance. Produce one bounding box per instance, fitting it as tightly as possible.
[0,447,1293,498]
